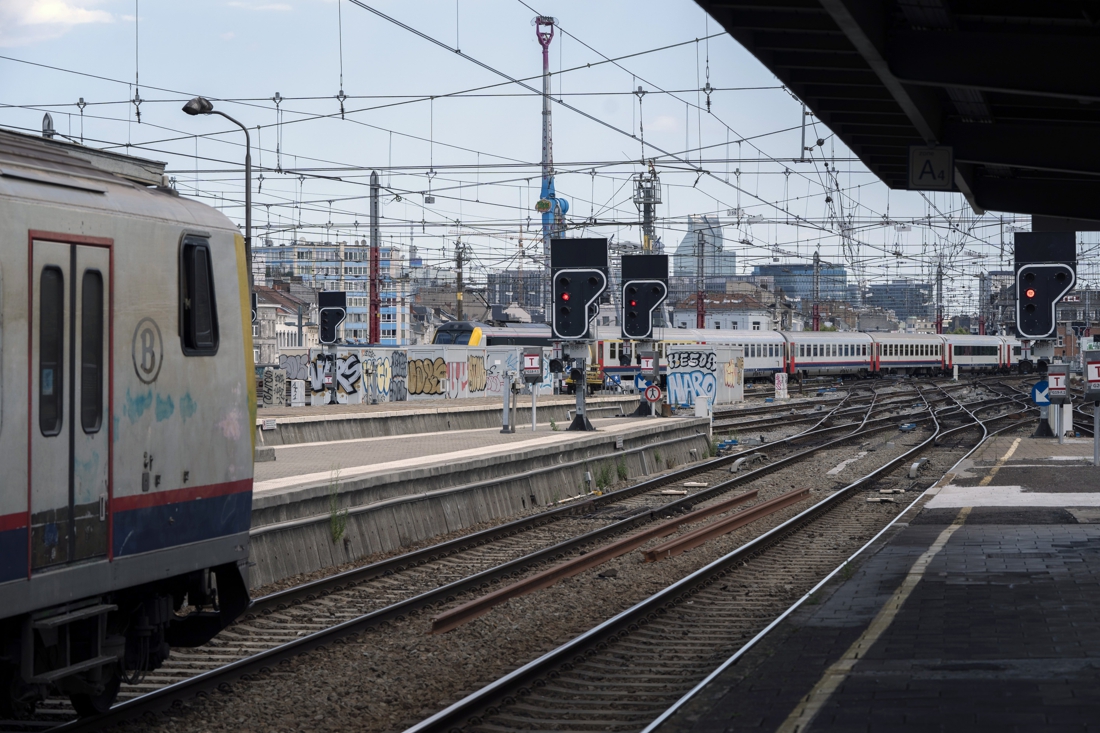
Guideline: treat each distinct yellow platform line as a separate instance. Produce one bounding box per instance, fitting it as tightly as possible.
[978,437,1021,486]
[776,504,972,733]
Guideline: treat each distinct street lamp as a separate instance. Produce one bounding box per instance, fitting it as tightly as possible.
[182,96,253,292]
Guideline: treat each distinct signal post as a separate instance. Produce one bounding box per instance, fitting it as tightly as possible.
[318,291,347,405]
[551,238,609,431]
[621,255,669,418]
[1014,232,1076,438]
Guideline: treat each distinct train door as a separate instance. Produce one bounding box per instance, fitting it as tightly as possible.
[30,239,111,571]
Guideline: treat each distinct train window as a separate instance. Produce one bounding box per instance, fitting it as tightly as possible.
[434,331,453,344]
[609,342,618,359]
[81,270,103,433]
[813,344,819,357]
[453,330,472,345]
[40,266,64,437]
[180,239,219,355]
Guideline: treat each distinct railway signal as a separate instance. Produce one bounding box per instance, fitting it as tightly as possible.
[1015,264,1075,339]
[1014,232,1076,341]
[318,291,347,345]
[621,255,669,340]
[550,238,608,341]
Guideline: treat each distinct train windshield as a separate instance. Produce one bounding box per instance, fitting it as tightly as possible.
[433,327,473,345]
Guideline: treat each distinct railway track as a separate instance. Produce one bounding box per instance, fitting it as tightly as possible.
[15,379,1027,732]
[400,385,1032,733]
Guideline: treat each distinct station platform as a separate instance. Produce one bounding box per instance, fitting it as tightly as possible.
[254,394,639,446]
[655,427,1100,732]
[246,413,711,589]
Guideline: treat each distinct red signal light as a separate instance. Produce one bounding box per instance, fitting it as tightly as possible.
[561,292,570,301]
[629,299,637,307]
[1025,288,1036,299]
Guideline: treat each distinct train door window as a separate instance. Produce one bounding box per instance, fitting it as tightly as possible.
[609,342,618,360]
[180,238,219,354]
[80,270,103,433]
[40,266,65,436]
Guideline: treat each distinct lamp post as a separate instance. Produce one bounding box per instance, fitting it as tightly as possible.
[182,96,253,292]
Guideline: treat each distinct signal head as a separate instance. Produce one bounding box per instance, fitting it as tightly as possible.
[1025,288,1036,299]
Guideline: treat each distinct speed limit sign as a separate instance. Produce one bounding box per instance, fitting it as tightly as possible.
[644,385,662,403]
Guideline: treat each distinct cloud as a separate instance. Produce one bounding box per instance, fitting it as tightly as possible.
[228,1,292,9]
[221,31,236,40]
[0,0,113,47]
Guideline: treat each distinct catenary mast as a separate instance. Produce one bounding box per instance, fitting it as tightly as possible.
[535,16,568,314]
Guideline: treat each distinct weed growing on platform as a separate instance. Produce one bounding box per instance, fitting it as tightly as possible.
[707,438,718,457]
[550,417,559,431]
[596,464,612,491]
[616,458,628,481]
[654,450,662,466]
[329,469,348,544]
[841,561,854,580]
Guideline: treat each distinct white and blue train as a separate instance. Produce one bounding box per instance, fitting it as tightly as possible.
[0,129,255,716]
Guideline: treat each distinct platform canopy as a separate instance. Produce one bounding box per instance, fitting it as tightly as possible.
[698,0,1100,223]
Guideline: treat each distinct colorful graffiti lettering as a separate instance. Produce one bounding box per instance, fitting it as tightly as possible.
[409,357,446,395]
[468,355,486,393]
[445,360,468,399]
[667,370,718,407]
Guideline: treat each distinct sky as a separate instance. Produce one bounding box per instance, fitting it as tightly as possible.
[1,0,1072,315]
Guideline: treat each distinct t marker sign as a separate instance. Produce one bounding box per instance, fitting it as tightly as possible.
[908,145,954,191]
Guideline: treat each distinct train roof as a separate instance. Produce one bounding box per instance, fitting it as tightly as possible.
[781,330,874,343]
[868,332,947,343]
[0,127,235,233]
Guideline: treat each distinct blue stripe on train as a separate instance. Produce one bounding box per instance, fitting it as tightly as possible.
[113,490,252,557]
[0,527,28,583]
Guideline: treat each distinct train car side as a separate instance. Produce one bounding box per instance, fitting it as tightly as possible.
[0,131,254,716]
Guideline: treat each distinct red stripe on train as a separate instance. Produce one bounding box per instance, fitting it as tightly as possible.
[112,478,252,513]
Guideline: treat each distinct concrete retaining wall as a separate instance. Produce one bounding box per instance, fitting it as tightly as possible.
[257,395,637,446]
[246,418,710,589]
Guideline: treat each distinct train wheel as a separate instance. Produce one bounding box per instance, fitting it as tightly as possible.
[68,664,121,717]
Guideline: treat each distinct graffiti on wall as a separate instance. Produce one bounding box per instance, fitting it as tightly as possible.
[667,349,720,407]
[468,355,486,394]
[276,346,551,404]
[334,354,362,394]
[409,357,446,396]
[278,353,310,382]
[261,367,287,407]
[667,370,717,407]
[667,351,717,371]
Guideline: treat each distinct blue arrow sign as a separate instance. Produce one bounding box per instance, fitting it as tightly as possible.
[1032,380,1050,406]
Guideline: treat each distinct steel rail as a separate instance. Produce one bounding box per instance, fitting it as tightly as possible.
[46,389,896,732]
[399,388,1033,733]
[641,412,1033,733]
